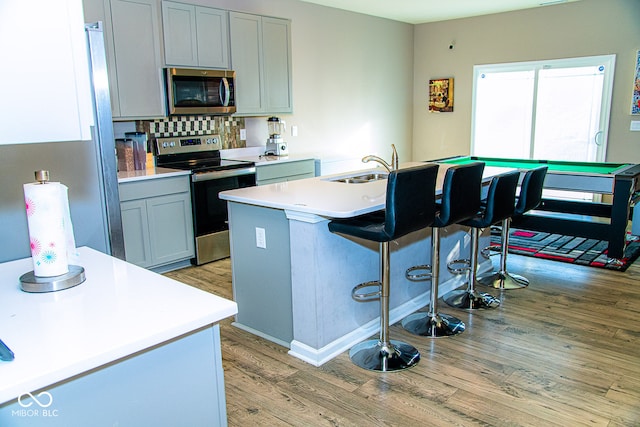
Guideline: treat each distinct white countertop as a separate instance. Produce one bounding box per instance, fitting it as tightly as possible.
[219,163,514,218]
[0,247,237,404]
[117,167,191,183]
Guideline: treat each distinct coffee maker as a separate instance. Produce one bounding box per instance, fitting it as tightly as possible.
[265,116,288,156]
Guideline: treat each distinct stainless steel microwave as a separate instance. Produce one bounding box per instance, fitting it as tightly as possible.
[165,68,236,115]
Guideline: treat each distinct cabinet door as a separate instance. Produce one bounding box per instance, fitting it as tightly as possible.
[196,7,230,69]
[121,199,153,268]
[162,1,198,66]
[262,17,292,113]
[146,193,195,266]
[109,0,165,118]
[0,0,93,144]
[256,160,315,185]
[229,12,263,114]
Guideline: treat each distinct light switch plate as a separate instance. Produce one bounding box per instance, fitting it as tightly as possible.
[630,121,640,131]
[255,227,266,249]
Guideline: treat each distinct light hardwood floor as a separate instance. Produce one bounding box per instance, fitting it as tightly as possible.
[165,254,640,426]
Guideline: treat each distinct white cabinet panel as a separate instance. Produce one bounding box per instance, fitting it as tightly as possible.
[0,0,93,144]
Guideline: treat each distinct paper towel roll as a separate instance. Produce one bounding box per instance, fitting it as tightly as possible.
[23,181,76,277]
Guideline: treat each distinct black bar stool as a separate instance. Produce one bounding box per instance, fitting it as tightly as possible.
[443,170,520,309]
[478,166,548,289]
[402,162,485,337]
[328,164,439,371]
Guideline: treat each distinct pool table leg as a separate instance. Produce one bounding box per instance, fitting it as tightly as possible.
[608,178,632,260]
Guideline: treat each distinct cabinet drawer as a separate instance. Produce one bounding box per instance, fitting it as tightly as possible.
[256,160,315,182]
[119,175,190,201]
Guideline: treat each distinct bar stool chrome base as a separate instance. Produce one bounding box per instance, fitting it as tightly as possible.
[477,271,529,289]
[349,339,420,372]
[443,226,501,310]
[401,312,465,337]
[442,288,500,309]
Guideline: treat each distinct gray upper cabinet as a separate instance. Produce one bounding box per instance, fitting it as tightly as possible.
[262,17,293,114]
[230,12,292,115]
[105,0,166,119]
[162,1,230,69]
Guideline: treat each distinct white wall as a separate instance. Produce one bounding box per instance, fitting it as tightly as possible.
[412,0,640,163]
[183,0,415,163]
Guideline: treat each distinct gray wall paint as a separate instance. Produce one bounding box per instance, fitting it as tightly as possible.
[412,0,640,162]
[0,141,109,263]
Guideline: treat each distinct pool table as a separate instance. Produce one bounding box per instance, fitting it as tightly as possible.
[435,156,640,260]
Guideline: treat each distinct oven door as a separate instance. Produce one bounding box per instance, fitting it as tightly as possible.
[191,168,256,264]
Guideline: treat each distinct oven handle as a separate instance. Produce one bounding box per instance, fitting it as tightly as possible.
[191,167,256,182]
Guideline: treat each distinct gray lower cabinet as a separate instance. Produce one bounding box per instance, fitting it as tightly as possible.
[256,159,315,185]
[119,175,194,270]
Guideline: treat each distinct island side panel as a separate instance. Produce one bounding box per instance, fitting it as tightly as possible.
[227,202,293,346]
[0,326,227,426]
[287,220,490,365]
[288,219,435,348]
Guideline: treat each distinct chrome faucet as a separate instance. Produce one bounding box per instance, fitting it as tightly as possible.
[391,144,398,170]
[362,144,399,172]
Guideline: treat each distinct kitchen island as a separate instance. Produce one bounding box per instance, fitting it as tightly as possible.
[220,162,504,366]
[0,247,237,426]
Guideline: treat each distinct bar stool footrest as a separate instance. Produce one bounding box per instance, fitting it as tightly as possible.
[447,259,471,275]
[406,265,432,282]
[351,281,382,301]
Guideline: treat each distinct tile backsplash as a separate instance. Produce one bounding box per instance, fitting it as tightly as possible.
[136,116,246,151]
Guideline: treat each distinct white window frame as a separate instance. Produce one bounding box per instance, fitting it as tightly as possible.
[470,54,616,162]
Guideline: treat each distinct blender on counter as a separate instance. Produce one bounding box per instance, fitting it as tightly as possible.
[265,116,288,156]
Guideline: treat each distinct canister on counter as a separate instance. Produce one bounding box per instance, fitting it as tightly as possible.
[125,132,148,170]
[116,138,135,171]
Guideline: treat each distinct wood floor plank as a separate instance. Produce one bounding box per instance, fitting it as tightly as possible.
[164,253,640,426]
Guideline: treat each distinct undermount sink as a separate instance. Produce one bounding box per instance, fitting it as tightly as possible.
[327,172,389,184]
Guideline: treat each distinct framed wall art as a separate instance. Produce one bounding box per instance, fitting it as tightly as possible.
[632,50,640,115]
[429,78,454,112]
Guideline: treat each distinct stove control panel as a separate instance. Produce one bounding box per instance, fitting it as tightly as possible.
[156,134,222,155]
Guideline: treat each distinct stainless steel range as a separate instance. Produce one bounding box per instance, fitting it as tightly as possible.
[155,134,256,265]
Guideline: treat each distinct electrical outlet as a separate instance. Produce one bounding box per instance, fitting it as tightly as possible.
[291,125,298,137]
[240,129,247,140]
[255,227,266,249]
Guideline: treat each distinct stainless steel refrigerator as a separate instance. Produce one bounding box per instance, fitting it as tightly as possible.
[0,23,124,263]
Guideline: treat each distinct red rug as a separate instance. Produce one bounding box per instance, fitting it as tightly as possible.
[489,228,640,272]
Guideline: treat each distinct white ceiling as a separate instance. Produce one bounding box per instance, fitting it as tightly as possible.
[297,0,580,24]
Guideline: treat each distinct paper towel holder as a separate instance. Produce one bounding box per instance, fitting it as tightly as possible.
[20,170,86,293]
[20,266,86,293]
